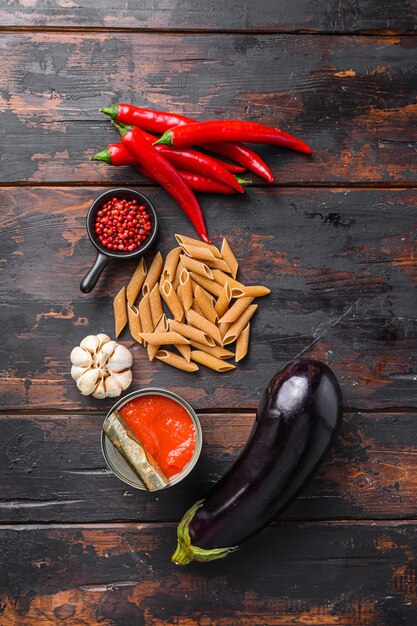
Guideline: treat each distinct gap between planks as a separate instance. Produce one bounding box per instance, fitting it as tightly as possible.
[0,27,416,36]
[2,182,417,190]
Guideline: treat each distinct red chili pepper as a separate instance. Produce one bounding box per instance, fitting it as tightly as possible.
[113,122,210,243]
[92,144,251,194]
[100,104,273,182]
[92,142,243,191]
[154,120,312,154]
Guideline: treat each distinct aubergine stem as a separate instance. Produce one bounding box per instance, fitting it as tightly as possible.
[172,500,237,566]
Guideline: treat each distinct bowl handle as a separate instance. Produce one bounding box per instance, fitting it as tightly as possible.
[80,251,110,293]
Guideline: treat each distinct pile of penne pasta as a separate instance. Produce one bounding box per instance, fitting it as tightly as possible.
[113,234,270,373]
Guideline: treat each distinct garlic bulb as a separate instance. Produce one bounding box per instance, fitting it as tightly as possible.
[70,334,133,398]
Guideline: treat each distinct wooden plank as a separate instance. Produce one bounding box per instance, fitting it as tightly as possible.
[1,186,416,411]
[1,410,416,524]
[0,0,416,32]
[0,33,416,184]
[1,520,416,624]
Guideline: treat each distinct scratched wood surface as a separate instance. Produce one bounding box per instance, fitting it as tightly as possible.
[0,0,416,32]
[1,2,417,624]
[0,34,416,185]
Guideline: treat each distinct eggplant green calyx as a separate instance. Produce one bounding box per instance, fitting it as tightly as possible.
[153,130,173,146]
[235,177,252,186]
[100,104,119,120]
[112,121,133,138]
[171,499,238,566]
[91,148,112,164]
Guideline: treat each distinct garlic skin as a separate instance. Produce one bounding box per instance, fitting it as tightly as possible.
[70,334,132,399]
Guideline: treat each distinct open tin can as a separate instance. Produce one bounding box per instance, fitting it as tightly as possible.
[101,388,202,491]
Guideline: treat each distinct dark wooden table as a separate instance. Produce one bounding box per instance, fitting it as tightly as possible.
[1,2,416,624]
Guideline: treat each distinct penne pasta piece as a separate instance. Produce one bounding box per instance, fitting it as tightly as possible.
[127,302,142,344]
[142,251,163,296]
[175,234,221,259]
[241,285,271,298]
[139,331,190,345]
[113,286,128,337]
[218,296,254,324]
[138,292,154,347]
[179,268,193,310]
[189,340,235,360]
[169,319,216,347]
[206,258,233,273]
[176,343,192,362]
[221,238,239,279]
[186,309,222,345]
[147,316,168,361]
[160,280,184,322]
[162,246,182,283]
[180,255,214,280]
[156,349,199,373]
[215,283,232,317]
[191,350,235,372]
[211,269,245,291]
[235,323,250,362]
[223,304,258,345]
[126,257,147,305]
[194,285,219,324]
[189,272,223,298]
[149,282,164,327]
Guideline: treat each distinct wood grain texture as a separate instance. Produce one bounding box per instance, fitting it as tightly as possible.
[1,520,416,625]
[1,410,416,524]
[1,186,416,411]
[0,0,416,32]
[0,33,416,184]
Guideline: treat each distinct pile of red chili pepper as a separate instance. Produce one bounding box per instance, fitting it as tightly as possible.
[93,104,312,243]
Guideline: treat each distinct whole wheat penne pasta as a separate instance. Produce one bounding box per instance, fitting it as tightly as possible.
[192,299,205,317]
[156,349,199,373]
[215,283,232,317]
[179,268,193,310]
[219,296,254,324]
[147,316,168,361]
[191,280,214,303]
[211,269,245,291]
[172,260,184,290]
[179,243,217,261]
[162,246,182,282]
[206,258,233,273]
[221,238,239,279]
[127,302,142,344]
[180,255,214,280]
[191,350,236,372]
[186,309,222,345]
[169,319,216,347]
[114,286,128,337]
[160,280,184,322]
[149,282,164,327]
[189,272,223,298]
[223,304,258,345]
[176,343,192,362]
[126,257,147,305]
[189,340,235,360]
[235,323,250,362]
[139,331,190,345]
[175,234,221,259]
[142,252,163,295]
[194,285,219,324]
[241,285,271,298]
[138,293,154,342]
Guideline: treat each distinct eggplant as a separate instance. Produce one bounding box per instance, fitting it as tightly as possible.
[172,358,343,565]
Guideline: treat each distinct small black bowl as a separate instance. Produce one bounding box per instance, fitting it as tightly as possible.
[80,188,158,293]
